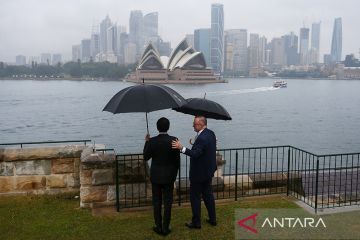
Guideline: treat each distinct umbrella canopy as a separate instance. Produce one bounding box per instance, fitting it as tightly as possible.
[103,83,186,133]
[173,98,232,120]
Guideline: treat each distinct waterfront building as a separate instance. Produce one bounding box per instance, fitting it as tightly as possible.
[15,55,26,66]
[194,28,211,65]
[270,37,286,66]
[72,45,81,62]
[90,33,100,60]
[40,53,51,65]
[81,39,91,62]
[52,54,62,65]
[283,32,299,66]
[310,22,321,64]
[210,3,224,74]
[299,27,310,65]
[127,39,219,83]
[186,34,195,47]
[224,29,247,74]
[259,36,267,66]
[143,12,158,43]
[100,15,112,54]
[331,17,342,62]
[124,42,137,64]
[129,10,144,58]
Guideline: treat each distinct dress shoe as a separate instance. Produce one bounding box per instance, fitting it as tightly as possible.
[162,228,171,236]
[185,222,201,229]
[152,226,163,235]
[206,219,217,226]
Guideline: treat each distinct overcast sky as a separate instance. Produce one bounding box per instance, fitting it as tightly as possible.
[0,0,359,62]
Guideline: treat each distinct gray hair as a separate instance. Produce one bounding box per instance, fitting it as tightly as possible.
[195,115,207,126]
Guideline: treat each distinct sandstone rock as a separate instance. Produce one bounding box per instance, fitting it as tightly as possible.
[15,160,51,175]
[52,158,74,174]
[80,186,107,203]
[67,173,79,188]
[0,177,14,192]
[80,170,92,185]
[92,169,114,186]
[1,145,85,162]
[0,162,14,176]
[107,185,116,201]
[16,176,46,190]
[46,175,66,188]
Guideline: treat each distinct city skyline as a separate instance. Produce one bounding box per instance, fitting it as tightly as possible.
[1,0,359,63]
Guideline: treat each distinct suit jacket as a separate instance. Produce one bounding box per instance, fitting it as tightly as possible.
[143,133,180,184]
[184,128,217,182]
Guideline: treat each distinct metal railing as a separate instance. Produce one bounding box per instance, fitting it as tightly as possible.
[0,139,91,148]
[115,145,360,213]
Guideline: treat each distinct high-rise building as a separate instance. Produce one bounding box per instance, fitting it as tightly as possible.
[41,53,51,65]
[331,17,342,62]
[210,3,224,74]
[270,38,286,66]
[124,42,137,64]
[224,29,247,73]
[185,34,194,47]
[249,33,260,69]
[100,15,112,54]
[194,28,211,65]
[129,10,144,58]
[118,32,129,64]
[143,12,158,43]
[157,39,171,57]
[81,39,91,62]
[72,45,81,62]
[52,54,62,65]
[283,32,299,65]
[28,56,40,65]
[299,28,310,65]
[15,55,26,66]
[259,36,267,66]
[310,22,321,64]
[107,25,118,54]
[90,33,100,59]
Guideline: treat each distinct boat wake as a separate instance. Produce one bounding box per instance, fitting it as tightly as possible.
[207,86,279,96]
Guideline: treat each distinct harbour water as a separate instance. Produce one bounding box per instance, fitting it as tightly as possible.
[1,78,360,155]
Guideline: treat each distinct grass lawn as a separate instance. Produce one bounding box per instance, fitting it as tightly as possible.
[0,194,316,240]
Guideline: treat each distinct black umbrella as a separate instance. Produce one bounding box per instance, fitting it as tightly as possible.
[103,82,186,133]
[173,97,232,120]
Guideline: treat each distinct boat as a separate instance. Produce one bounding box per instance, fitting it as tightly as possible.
[273,80,287,88]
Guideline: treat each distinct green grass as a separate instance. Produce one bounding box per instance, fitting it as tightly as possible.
[0,194,298,240]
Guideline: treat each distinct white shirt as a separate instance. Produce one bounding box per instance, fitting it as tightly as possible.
[181,128,205,153]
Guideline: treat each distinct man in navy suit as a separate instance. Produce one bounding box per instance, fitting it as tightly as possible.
[172,116,217,229]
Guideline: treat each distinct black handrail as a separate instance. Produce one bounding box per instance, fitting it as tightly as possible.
[0,140,92,148]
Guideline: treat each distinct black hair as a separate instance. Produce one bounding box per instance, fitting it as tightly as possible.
[157,117,170,132]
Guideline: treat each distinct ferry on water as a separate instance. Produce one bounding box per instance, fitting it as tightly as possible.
[273,80,287,88]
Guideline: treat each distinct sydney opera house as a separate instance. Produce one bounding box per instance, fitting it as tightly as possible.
[125,39,224,83]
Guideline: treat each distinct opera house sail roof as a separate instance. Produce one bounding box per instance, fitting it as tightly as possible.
[128,38,221,83]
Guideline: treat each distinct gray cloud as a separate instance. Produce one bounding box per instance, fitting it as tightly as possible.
[0,0,359,62]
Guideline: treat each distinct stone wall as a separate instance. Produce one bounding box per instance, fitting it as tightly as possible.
[79,148,151,209]
[0,145,85,195]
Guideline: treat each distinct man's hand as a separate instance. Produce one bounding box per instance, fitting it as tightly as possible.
[172,139,183,150]
[145,134,150,141]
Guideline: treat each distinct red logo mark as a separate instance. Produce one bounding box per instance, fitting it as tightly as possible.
[237,213,258,234]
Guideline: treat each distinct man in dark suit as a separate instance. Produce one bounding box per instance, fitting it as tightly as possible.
[172,116,217,229]
[143,117,180,236]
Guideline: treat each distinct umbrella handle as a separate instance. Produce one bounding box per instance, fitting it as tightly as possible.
[146,112,149,135]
